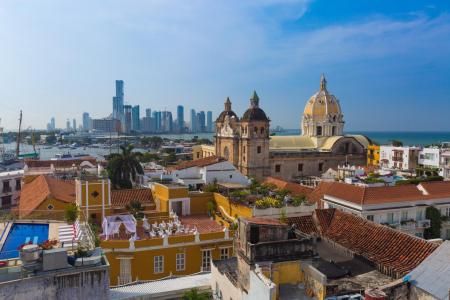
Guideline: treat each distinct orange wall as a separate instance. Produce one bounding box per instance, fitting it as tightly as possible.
[214,193,253,219]
[190,192,213,215]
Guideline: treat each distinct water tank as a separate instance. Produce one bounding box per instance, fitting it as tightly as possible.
[365,289,387,300]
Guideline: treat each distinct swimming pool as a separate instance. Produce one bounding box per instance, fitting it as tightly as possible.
[0,223,49,259]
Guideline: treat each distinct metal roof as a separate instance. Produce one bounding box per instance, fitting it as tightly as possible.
[407,241,450,300]
[110,273,211,300]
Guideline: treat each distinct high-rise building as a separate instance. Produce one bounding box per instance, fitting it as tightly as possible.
[66,119,71,131]
[153,111,162,133]
[145,108,151,118]
[112,80,124,121]
[198,111,206,132]
[92,118,121,133]
[177,105,184,133]
[207,111,213,132]
[51,117,55,131]
[123,105,132,134]
[190,109,197,132]
[132,105,140,131]
[82,112,90,131]
[72,119,77,132]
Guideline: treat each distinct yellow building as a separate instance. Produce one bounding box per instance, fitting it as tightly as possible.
[367,144,380,166]
[101,182,234,286]
[192,144,216,160]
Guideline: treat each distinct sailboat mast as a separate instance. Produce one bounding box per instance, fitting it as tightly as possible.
[16,110,22,157]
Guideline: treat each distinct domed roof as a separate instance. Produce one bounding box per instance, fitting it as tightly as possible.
[241,91,269,122]
[303,75,342,121]
[216,97,239,123]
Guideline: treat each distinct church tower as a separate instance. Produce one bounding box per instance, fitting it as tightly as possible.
[301,75,344,137]
[215,97,240,166]
[239,91,270,179]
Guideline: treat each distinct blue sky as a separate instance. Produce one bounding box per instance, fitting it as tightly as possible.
[1,0,450,131]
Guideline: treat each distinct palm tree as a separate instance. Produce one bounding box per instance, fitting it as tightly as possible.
[107,144,144,189]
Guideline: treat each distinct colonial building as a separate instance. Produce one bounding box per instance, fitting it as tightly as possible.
[212,75,371,180]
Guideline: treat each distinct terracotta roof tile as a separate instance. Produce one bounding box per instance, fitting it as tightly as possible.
[173,156,226,170]
[308,181,334,208]
[287,215,318,235]
[263,177,313,197]
[419,181,450,197]
[19,175,75,218]
[318,209,438,278]
[111,188,155,208]
[25,157,97,169]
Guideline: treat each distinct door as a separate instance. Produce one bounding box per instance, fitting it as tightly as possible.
[172,201,183,216]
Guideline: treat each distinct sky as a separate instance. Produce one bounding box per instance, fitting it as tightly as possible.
[1,0,450,131]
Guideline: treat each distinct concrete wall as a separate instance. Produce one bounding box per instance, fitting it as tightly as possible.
[0,267,109,300]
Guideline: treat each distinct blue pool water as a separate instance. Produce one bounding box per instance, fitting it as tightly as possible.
[0,223,49,259]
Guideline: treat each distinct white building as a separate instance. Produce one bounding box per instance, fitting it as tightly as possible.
[321,181,450,239]
[0,170,23,209]
[379,145,421,171]
[170,156,250,190]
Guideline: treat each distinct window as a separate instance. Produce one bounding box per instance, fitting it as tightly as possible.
[254,127,257,133]
[15,179,21,191]
[316,126,322,136]
[332,126,336,136]
[196,153,200,159]
[119,258,132,285]
[367,215,374,221]
[229,175,232,179]
[318,162,323,172]
[154,255,164,274]
[415,232,423,238]
[176,253,185,271]
[243,146,246,154]
[387,213,394,224]
[202,250,212,271]
[47,204,54,210]
[257,146,261,154]
[220,248,229,260]
[401,211,408,221]
[443,207,450,217]
[416,210,423,221]
[260,127,264,134]
[275,164,281,173]
[298,163,303,172]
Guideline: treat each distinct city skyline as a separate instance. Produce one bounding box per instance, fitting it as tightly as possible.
[1,1,450,131]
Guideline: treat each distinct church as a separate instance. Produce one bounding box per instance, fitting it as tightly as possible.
[196,75,371,181]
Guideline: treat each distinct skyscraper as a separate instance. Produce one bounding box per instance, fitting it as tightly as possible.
[123,105,132,134]
[190,109,197,133]
[145,108,151,118]
[207,111,213,132]
[112,80,124,121]
[198,111,206,132]
[177,105,184,133]
[132,105,140,131]
[51,117,55,131]
[66,119,71,131]
[82,112,90,131]
[72,119,77,132]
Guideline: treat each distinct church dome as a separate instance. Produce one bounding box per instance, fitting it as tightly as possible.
[217,97,239,123]
[241,91,269,122]
[303,74,342,122]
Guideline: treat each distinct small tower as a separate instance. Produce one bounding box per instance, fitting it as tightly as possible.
[215,97,240,166]
[239,91,270,179]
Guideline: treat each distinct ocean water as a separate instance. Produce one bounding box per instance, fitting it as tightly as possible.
[276,130,450,146]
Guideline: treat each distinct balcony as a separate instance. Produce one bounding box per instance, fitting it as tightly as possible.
[417,219,431,228]
[392,156,403,162]
[399,219,416,231]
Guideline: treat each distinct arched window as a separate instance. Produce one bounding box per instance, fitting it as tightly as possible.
[316,126,322,136]
[332,126,336,136]
[254,127,258,134]
[333,115,337,122]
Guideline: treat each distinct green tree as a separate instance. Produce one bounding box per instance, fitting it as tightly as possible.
[391,139,403,147]
[107,144,144,189]
[182,288,211,300]
[126,200,145,220]
[424,206,442,239]
[207,200,217,218]
[65,203,79,224]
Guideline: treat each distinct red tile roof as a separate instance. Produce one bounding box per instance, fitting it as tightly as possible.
[24,157,97,169]
[308,181,334,208]
[111,188,155,208]
[292,209,439,278]
[287,215,318,235]
[263,177,313,197]
[323,182,432,205]
[419,181,450,197]
[19,175,76,218]
[245,217,285,226]
[173,156,226,170]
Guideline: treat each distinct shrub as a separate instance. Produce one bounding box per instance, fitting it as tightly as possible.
[424,206,442,239]
[65,204,79,224]
[291,195,306,207]
[255,197,282,209]
[126,200,144,220]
